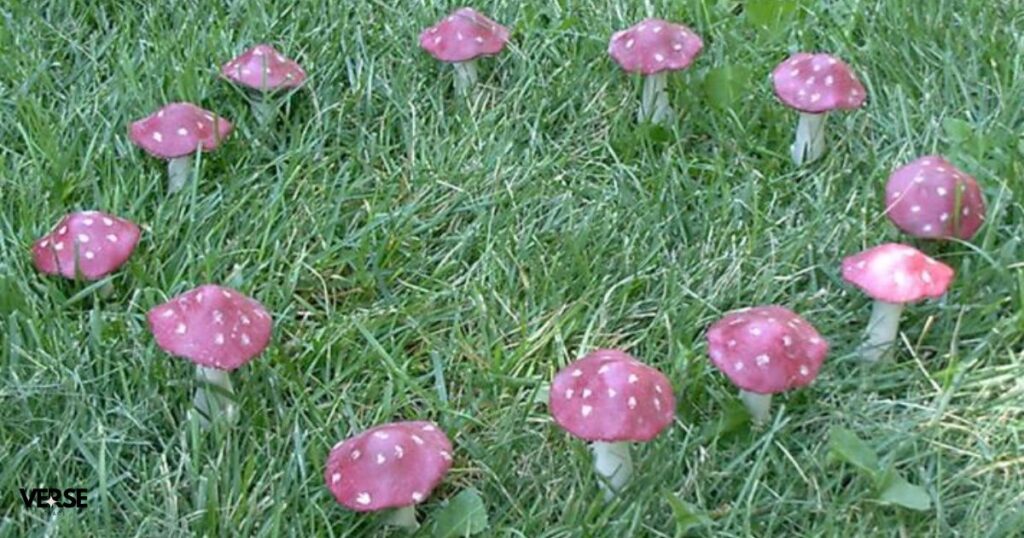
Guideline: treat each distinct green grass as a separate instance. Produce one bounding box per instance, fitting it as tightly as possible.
[1,0,1022,536]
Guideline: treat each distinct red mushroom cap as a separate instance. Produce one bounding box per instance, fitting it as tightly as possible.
[31,211,140,281]
[325,421,453,512]
[129,103,232,159]
[419,8,509,63]
[147,284,272,371]
[221,44,307,91]
[772,53,866,114]
[841,243,955,303]
[707,306,828,395]
[549,349,675,443]
[608,19,703,76]
[884,155,986,240]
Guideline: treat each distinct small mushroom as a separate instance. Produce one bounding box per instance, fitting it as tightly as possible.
[772,53,866,165]
[608,19,703,124]
[841,243,955,362]
[128,103,233,194]
[419,8,509,95]
[885,155,986,240]
[221,44,307,125]
[325,421,453,530]
[32,211,140,285]
[706,306,828,424]
[147,284,272,426]
[549,349,675,500]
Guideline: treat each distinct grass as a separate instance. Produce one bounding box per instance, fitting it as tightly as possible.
[1,0,1022,536]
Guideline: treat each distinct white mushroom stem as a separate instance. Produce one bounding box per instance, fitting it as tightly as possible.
[167,155,192,194]
[383,506,418,530]
[860,300,904,362]
[791,112,828,165]
[453,60,478,94]
[192,366,238,427]
[591,441,633,501]
[739,390,773,424]
[640,73,673,124]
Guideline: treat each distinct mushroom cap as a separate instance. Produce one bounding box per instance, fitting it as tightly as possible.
[129,103,233,159]
[31,211,140,281]
[772,53,866,114]
[147,284,272,371]
[841,243,955,304]
[221,44,307,91]
[608,18,703,76]
[549,349,675,443]
[325,421,453,512]
[419,8,509,63]
[884,155,986,240]
[707,306,828,395]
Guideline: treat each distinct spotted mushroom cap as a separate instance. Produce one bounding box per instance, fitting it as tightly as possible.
[129,103,233,159]
[325,421,453,512]
[772,53,866,114]
[841,243,955,304]
[608,18,703,76]
[147,284,272,371]
[884,155,986,240]
[221,44,307,91]
[549,349,675,443]
[31,211,140,280]
[419,8,509,63]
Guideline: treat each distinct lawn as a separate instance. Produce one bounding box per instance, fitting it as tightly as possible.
[1,0,1023,536]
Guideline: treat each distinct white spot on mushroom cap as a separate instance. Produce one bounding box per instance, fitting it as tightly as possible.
[214,333,225,345]
[331,472,341,484]
[84,251,95,259]
[376,453,386,464]
[628,374,639,384]
[582,389,592,398]
[175,323,187,335]
[627,397,637,409]
[564,388,574,399]
[571,369,582,377]
[755,354,770,367]
[411,491,424,502]
[356,492,371,505]
[581,405,593,417]
[351,449,361,460]
[152,132,163,142]
[411,435,424,445]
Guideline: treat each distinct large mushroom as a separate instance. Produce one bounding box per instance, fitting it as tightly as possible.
[772,53,866,165]
[147,284,272,426]
[841,243,955,362]
[129,103,233,193]
[608,18,703,124]
[419,8,509,94]
[884,155,986,240]
[32,211,140,284]
[706,306,829,424]
[325,421,453,530]
[221,44,307,125]
[549,349,675,500]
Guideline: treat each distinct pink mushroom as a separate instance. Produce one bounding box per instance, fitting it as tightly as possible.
[419,8,509,94]
[32,211,140,282]
[549,349,675,499]
[325,421,453,530]
[608,19,703,124]
[772,53,866,164]
[706,306,828,423]
[147,284,272,426]
[128,103,233,193]
[841,243,955,361]
[221,44,307,124]
[885,155,986,240]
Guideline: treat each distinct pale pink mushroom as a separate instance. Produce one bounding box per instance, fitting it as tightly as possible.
[419,8,509,93]
[32,211,140,281]
[549,349,675,499]
[608,18,703,124]
[841,243,955,361]
[128,103,233,193]
[325,421,453,529]
[707,306,828,423]
[885,155,986,240]
[772,53,866,164]
[221,44,307,124]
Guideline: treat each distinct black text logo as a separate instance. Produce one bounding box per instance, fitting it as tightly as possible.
[18,488,88,510]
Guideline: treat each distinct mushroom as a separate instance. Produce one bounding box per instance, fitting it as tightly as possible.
[32,211,140,287]
[706,306,829,424]
[418,8,509,95]
[884,155,986,240]
[771,53,866,165]
[128,103,233,194]
[549,349,675,500]
[221,44,307,125]
[325,421,453,530]
[841,243,955,362]
[147,284,272,426]
[608,19,703,124]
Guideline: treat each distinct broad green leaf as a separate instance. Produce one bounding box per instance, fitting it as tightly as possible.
[703,64,752,110]
[432,489,489,538]
[828,427,881,477]
[878,470,932,511]
[664,491,712,534]
[745,0,798,31]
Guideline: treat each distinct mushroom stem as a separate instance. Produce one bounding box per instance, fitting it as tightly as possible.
[383,506,419,530]
[167,155,193,194]
[640,73,673,124]
[193,366,238,427]
[739,390,773,424]
[591,441,633,500]
[861,300,904,362]
[792,112,828,165]
[453,60,479,94]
